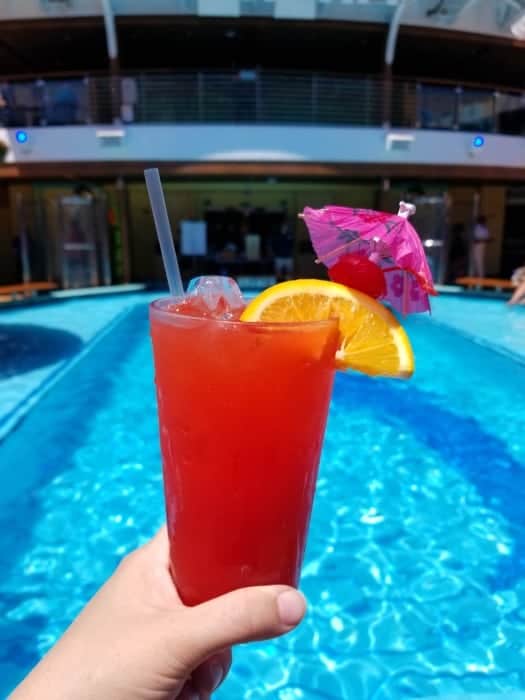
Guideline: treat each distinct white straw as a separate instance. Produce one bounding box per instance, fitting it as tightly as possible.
[144,168,184,297]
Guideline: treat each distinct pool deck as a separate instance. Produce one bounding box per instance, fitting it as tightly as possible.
[0,290,157,441]
[429,294,525,363]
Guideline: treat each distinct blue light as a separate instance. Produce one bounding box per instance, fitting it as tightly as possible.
[472,135,485,148]
[15,130,28,144]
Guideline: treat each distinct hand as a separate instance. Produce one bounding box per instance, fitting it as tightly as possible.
[11,527,306,700]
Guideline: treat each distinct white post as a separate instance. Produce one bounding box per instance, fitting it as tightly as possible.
[100,0,120,123]
[101,0,118,61]
[383,0,408,128]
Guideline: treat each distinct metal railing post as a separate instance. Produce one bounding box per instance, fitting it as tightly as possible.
[198,72,204,122]
[311,73,318,123]
[493,91,500,133]
[454,85,462,130]
[255,71,262,122]
[110,68,121,124]
[415,83,422,128]
[83,76,91,124]
[101,0,121,123]
[382,65,392,128]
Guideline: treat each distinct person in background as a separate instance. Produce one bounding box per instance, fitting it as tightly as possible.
[271,218,295,282]
[508,265,525,305]
[11,527,306,700]
[470,215,491,278]
[0,82,11,126]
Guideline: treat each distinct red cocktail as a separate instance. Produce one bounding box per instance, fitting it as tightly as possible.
[150,297,339,605]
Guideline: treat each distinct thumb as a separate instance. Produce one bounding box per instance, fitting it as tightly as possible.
[178,585,306,667]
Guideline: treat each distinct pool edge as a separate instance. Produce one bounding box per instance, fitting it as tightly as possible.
[0,305,138,443]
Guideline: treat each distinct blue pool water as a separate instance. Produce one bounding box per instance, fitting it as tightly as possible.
[1,297,525,698]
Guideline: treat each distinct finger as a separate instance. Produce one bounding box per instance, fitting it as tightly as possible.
[176,679,200,700]
[180,586,306,667]
[221,647,232,682]
[191,649,232,695]
[130,525,183,606]
[143,524,169,564]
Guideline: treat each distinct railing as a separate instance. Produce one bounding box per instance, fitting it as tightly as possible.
[1,71,524,135]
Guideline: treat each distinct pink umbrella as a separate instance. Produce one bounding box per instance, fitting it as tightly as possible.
[301,202,437,314]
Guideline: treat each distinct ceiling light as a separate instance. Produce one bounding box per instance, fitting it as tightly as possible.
[472,135,485,148]
[385,132,415,151]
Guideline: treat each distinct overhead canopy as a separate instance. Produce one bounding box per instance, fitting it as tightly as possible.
[0,2,524,88]
[0,0,525,39]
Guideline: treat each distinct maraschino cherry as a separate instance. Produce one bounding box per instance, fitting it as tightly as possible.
[328,253,386,299]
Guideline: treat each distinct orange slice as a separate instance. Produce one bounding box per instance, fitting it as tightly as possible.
[240,279,414,378]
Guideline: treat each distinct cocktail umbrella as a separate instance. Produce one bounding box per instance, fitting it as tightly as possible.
[301,202,437,314]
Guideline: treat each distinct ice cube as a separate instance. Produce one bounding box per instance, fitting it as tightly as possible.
[185,276,245,319]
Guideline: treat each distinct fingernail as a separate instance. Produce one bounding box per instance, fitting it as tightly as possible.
[210,661,224,691]
[277,590,306,626]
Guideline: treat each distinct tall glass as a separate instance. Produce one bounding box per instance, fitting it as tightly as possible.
[150,298,339,605]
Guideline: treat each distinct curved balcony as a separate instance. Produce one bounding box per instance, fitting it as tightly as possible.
[1,71,524,135]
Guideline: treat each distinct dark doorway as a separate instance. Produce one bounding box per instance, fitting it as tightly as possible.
[179,206,287,280]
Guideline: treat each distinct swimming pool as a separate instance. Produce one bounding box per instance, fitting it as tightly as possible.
[1,295,525,698]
